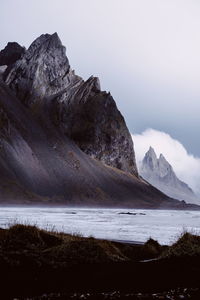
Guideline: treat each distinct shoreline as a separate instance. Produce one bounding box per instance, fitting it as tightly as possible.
[1,207,200,245]
[0,203,199,211]
[99,238,145,245]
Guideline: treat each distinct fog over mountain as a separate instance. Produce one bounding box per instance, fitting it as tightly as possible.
[132,129,200,197]
[140,147,198,204]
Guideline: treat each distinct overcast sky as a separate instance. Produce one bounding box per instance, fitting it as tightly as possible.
[1,0,200,157]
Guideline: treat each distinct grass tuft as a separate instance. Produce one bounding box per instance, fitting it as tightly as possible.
[162,231,200,258]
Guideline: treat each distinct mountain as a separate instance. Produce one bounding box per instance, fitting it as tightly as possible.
[3,33,138,176]
[0,33,197,209]
[140,147,198,204]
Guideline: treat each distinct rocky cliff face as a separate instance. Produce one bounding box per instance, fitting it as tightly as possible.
[0,33,196,209]
[4,33,70,105]
[4,33,137,176]
[140,147,198,204]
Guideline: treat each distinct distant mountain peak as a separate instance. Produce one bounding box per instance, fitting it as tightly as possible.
[140,147,198,204]
[149,145,155,152]
[158,153,169,164]
[147,146,157,158]
[159,153,165,159]
[143,146,158,171]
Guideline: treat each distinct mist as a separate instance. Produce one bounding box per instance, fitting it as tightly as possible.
[132,129,200,196]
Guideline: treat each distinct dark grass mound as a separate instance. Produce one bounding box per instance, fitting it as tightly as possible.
[162,232,200,258]
[1,224,62,250]
[114,237,166,261]
[0,224,167,268]
[0,225,200,299]
[0,224,130,268]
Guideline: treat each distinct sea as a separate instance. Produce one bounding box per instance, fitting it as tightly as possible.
[0,207,200,245]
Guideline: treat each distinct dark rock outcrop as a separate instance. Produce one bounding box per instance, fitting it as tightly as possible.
[0,42,25,66]
[140,147,199,204]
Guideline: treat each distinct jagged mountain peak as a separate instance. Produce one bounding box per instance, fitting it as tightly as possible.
[4,32,70,105]
[27,32,63,57]
[86,76,101,91]
[159,153,168,163]
[143,147,172,176]
[1,33,138,177]
[142,147,178,179]
[143,146,158,171]
[84,75,101,92]
[30,32,60,45]
[149,145,155,153]
[140,147,198,204]
[145,146,157,159]
[158,153,173,178]
[159,153,165,159]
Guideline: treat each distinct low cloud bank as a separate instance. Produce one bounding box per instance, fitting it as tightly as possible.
[132,129,200,195]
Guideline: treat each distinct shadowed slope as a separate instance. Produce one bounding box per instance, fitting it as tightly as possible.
[0,80,189,208]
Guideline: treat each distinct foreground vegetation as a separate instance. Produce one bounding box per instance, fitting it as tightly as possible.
[0,224,200,299]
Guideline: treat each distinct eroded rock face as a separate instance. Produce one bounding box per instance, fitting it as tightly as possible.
[4,33,70,106]
[4,33,138,176]
[48,74,137,175]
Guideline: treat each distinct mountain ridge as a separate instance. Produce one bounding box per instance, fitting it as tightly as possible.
[3,32,138,176]
[0,33,198,209]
